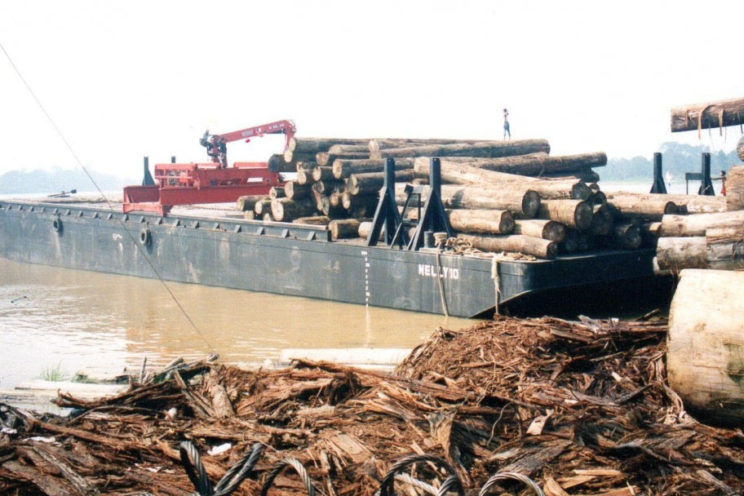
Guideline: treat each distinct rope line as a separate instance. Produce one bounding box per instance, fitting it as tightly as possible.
[0,39,216,355]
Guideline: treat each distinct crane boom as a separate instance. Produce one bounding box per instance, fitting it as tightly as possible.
[201,119,296,167]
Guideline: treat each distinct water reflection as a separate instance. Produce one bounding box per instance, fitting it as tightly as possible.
[0,258,475,389]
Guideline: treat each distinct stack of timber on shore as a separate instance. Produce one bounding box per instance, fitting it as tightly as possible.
[5,315,744,495]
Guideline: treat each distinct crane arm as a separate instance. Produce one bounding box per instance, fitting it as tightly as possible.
[201,119,296,167]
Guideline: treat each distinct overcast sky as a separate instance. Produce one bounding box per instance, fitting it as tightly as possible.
[1,0,742,179]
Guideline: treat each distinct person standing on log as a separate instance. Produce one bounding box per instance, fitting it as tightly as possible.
[503,108,511,140]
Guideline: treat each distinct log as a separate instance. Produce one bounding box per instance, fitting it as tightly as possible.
[640,221,661,248]
[368,138,486,152]
[348,170,415,195]
[285,181,312,201]
[329,219,362,240]
[236,194,265,212]
[588,205,613,236]
[317,144,371,166]
[458,234,557,259]
[267,154,297,173]
[262,212,273,222]
[342,192,378,212]
[656,237,707,270]
[447,209,515,235]
[738,136,744,161]
[287,137,372,154]
[437,184,541,219]
[670,97,744,133]
[437,152,606,176]
[607,194,680,220]
[312,180,345,195]
[706,242,744,270]
[610,192,725,214]
[358,221,382,240]
[253,197,272,217]
[312,166,336,182]
[269,187,285,200]
[318,195,347,218]
[613,222,642,249]
[296,161,316,173]
[538,199,594,231]
[296,167,314,185]
[667,269,744,425]
[659,210,744,237]
[513,219,566,242]
[374,139,550,160]
[332,158,414,179]
[726,166,744,211]
[271,198,317,222]
[292,215,330,226]
[412,158,592,200]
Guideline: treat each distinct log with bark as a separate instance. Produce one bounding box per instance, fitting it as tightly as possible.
[513,219,566,242]
[292,216,330,226]
[613,222,642,250]
[368,138,486,152]
[236,194,265,212]
[329,219,362,240]
[267,154,297,173]
[284,138,372,162]
[670,97,744,133]
[316,144,371,166]
[270,198,317,222]
[726,166,744,211]
[437,152,606,176]
[659,210,744,237]
[538,199,594,231]
[342,193,378,217]
[588,205,613,236]
[312,180,345,195]
[447,209,515,235]
[318,195,347,218]
[640,221,661,248]
[667,269,744,425]
[253,197,272,217]
[332,158,414,179]
[656,237,707,270]
[607,195,681,221]
[373,139,550,160]
[296,167,314,185]
[285,181,313,201]
[269,187,285,200]
[458,233,558,259]
[609,192,725,214]
[436,184,542,219]
[312,166,336,183]
[347,170,415,195]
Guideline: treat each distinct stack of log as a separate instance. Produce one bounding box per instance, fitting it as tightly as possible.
[654,165,744,271]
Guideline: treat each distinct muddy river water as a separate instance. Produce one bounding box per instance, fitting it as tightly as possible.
[0,257,474,390]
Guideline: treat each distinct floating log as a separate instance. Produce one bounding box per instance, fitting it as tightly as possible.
[332,158,414,179]
[659,210,744,237]
[347,170,415,195]
[656,237,707,270]
[437,185,541,219]
[670,97,744,133]
[285,181,312,201]
[374,139,550,160]
[458,234,557,259]
[253,197,272,217]
[726,166,744,211]
[329,219,362,240]
[236,194,265,212]
[538,199,594,231]
[447,209,515,235]
[513,219,566,242]
[269,187,285,200]
[312,166,336,182]
[270,198,317,222]
[292,216,330,226]
[607,194,680,221]
[613,222,642,250]
[667,269,744,425]
[439,152,606,176]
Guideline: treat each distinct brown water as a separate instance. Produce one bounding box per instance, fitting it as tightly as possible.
[0,258,475,389]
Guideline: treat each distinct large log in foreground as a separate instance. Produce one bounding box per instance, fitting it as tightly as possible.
[670,97,744,133]
[513,219,566,242]
[458,233,558,259]
[438,185,541,219]
[607,195,680,221]
[374,139,550,160]
[660,210,744,237]
[440,152,606,176]
[447,209,514,235]
[726,166,744,211]
[538,199,594,231]
[667,269,744,425]
[656,237,707,270]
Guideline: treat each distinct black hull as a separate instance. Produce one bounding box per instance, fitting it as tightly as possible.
[0,200,657,318]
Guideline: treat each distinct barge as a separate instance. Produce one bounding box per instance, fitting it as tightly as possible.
[0,196,656,318]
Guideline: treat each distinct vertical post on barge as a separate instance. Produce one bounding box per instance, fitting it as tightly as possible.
[408,157,453,250]
[142,156,155,186]
[650,152,667,194]
[366,158,407,247]
[698,152,714,196]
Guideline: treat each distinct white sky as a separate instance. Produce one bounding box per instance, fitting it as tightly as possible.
[1,0,742,179]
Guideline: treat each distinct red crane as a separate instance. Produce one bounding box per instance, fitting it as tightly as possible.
[123,120,296,215]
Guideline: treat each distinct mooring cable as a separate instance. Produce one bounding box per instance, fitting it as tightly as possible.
[0,40,216,355]
[477,471,544,496]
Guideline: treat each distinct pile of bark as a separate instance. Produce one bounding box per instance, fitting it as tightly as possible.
[3,315,744,495]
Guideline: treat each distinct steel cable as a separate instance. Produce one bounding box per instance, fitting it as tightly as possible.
[378,454,460,496]
[260,457,318,496]
[179,441,264,496]
[478,471,544,496]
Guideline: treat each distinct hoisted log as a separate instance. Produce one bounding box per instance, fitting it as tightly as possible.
[271,198,317,222]
[607,195,680,221]
[458,233,558,259]
[438,152,606,176]
[513,219,566,242]
[670,97,744,133]
[656,237,707,270]
[332,158,414,179]
[437,184,542,219]
[373,139,551,160]
[329,219,362,240]
[236,194,265,212]
[285,181,312,201]
[447,209,515,235]
[347,170,416,195]
[726,166,744,211]
[659,210,744,237]
[667,269,744,425]
[538,199,594,231]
